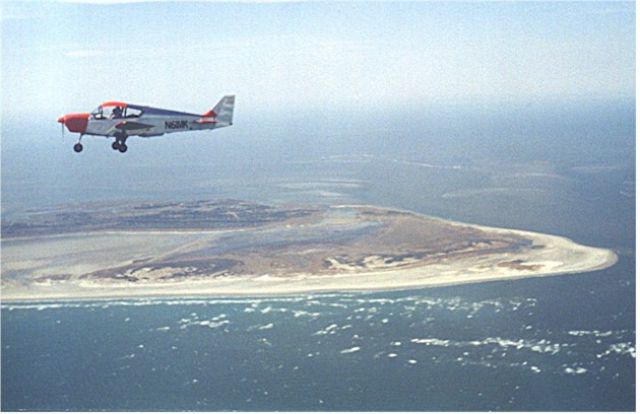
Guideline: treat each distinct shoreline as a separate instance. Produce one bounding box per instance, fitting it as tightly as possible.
[1,213,618,302]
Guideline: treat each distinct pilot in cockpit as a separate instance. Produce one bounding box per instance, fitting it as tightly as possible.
[111,106,123,119]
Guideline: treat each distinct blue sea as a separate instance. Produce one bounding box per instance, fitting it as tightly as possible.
[1,101,635,410]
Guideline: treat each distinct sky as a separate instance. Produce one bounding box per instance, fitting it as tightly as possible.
[0,1,636,119]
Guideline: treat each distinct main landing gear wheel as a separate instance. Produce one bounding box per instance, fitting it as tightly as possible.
[113,132,128,153]
[73,143,83,153]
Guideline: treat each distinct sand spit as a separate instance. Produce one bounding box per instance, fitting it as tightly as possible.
[1,203,617,301]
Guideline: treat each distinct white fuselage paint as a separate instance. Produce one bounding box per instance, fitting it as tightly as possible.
[85,115,229,139]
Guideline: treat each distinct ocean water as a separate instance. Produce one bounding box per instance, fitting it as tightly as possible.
[1,101,635,410]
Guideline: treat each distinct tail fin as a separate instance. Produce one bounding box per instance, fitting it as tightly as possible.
[203,95,235,125]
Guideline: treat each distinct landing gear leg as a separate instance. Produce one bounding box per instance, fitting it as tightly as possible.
[73,135,84,153]
[114,133,128,153]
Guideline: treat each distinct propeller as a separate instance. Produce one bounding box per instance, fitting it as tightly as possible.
[58,115,66,143]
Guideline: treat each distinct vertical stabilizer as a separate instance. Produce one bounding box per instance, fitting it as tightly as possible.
[203,95,235,125]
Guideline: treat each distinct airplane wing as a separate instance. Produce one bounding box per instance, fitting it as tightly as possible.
[114,120,154,132]
[104,120,155,136]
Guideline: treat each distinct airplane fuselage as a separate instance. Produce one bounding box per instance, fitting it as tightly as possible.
[84,110,229,138]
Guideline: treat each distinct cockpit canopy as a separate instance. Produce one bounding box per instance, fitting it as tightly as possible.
[91,102,143,120]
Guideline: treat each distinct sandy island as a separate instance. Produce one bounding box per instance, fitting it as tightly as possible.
[1,200,617,301]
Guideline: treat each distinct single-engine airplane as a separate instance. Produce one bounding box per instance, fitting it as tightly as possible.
[57,95,235,153]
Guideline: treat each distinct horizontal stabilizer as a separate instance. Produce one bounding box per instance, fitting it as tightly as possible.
[194,118,218,124]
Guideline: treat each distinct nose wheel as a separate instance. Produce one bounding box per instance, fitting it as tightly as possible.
[73,134,84,153]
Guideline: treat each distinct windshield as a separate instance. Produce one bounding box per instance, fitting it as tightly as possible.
[90,106,105,120]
